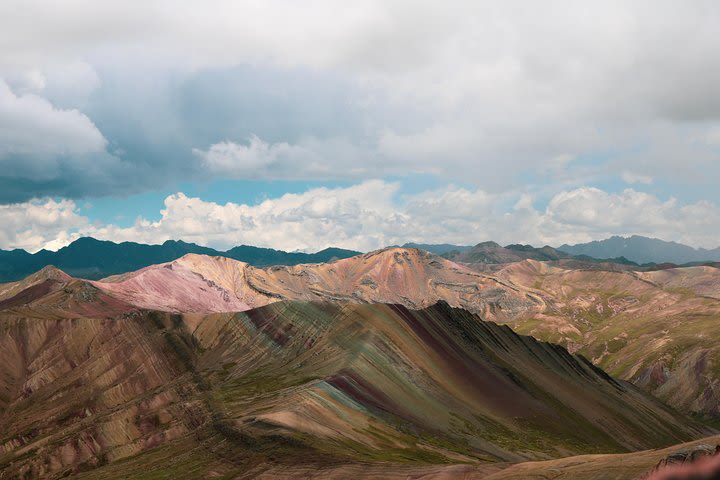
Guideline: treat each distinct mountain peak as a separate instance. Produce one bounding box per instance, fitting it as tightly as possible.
[474,241,501,248]
[27,264,72,283]
[67,236,106,247]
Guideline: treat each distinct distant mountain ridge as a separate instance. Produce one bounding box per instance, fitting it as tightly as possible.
[559,235,720,265]
[419,241,638,267]
[441,241,573,264]
[0,237,360,282]
[400,242,474,255]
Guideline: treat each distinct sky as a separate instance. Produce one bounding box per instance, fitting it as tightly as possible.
[1,0,719,253]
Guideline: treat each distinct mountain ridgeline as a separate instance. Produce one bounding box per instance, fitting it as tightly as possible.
[0,237,360,282]
[436,241,638,267]
[2,235,717,283]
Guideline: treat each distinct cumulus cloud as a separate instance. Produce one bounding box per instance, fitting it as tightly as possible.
[0,198,89,253]
[705,128,720,146]
[95,184,720,251]
[4,183,717,253]
[4,61,100,108]
[539,188,720,248]
[83,181,404,252]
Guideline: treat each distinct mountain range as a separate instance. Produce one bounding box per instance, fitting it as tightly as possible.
[409,236,720,266]
[438,240,637,268]
[52,248,716,420]
[3,239,720,478]
[2,247,720,478]
[1,235,717,284]
[0,255,711,478]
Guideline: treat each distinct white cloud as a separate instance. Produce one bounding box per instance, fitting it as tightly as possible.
[537,188,720,248]
[545,187,673,231]
[41,61,101,109]
[194,135,374,179]
[513,193,533,211]
[0,2,718,243]
[705,128,720,146]
[83,181,403,252]
[0,198,88,253]
[0,78,109,186]
[621,171,653,184]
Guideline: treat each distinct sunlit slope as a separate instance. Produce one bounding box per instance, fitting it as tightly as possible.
[496,260,720,419]
[93,248,541,320]
[0,297,706,478]
[0,265,71,303]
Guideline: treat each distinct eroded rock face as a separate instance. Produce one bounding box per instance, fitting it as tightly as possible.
[642,444,720,480]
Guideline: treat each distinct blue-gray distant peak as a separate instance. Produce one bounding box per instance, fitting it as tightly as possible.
[559,235,720,265]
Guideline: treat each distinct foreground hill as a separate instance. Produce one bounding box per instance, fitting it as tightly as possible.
[0,289,706,478]
[0,237,360,282]
[483,435,720,480]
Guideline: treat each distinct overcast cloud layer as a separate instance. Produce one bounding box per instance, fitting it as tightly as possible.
[0,1,718,249]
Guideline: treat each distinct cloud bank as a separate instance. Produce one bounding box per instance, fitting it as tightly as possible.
[3,182,718,253]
